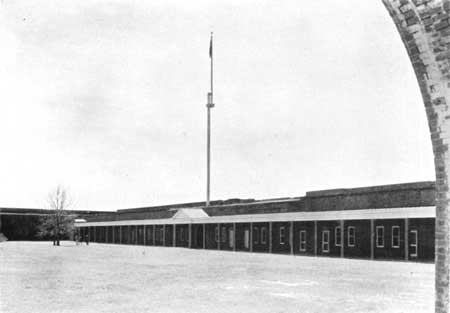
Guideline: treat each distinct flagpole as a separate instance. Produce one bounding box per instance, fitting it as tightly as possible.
[206,32,214,207]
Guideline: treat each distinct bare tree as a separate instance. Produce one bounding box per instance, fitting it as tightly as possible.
[37,185,74,246]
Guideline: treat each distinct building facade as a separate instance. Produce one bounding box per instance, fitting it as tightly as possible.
[0,208,109,241]
[75,181,436,262]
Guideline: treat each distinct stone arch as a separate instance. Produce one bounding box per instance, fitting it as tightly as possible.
[381,1,449,312]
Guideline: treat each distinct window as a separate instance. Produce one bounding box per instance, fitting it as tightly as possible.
[335,226,342,247]
[280,226,286,244]
[348,226,356,247]
[392,226,400,248]
[244,230,250,249]
[410,230,418,258]
[253,226,259,244]
[215,226,219,243]
[180,228,184,242]
[229,229,234,248]
[322,230,330,253]
[261,227,267,244]
[221,227,227,243]
[299,230,307,252]
[376,226,384,248]
[159,228,164,241]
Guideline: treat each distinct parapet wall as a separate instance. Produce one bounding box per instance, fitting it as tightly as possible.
[83,181,436,222]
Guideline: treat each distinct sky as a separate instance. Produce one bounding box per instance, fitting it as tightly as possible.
[0,0,435,211]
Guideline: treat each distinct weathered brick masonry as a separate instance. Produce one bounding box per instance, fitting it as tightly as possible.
[84,181,435,221]
[381,1,450,311]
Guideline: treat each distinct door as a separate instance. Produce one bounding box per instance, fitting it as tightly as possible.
[322,230,330,253]
[244,229,250,249]
[196,226,203,248]
[229,229,234,248]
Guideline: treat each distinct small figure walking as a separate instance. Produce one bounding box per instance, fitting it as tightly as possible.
[85,233,89,246]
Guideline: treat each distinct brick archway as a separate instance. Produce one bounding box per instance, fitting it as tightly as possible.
[381,1,449,312]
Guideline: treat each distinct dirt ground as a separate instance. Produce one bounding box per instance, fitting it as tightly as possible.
[0,241,434,313]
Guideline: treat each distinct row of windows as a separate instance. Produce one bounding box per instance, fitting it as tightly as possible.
[214,227,235,248]
[84,225,419,257]
[93,227,191,243]
[376,226,401,249]
[214,226,357,249]
[333,226,356,247]
[252,226,268,244]
[132,224,418,255]
[321,226,418,256]
[155,228,188,242]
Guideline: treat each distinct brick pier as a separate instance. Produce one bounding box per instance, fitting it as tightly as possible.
[381,0,450,312]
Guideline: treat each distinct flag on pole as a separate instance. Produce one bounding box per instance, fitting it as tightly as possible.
[209,34,213,58]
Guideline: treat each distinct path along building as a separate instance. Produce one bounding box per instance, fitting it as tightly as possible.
[75,181,436,262]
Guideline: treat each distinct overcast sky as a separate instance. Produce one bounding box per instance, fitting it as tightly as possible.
[0,0,434,211]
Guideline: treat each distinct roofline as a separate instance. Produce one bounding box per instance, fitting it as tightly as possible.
[75,206,435,227]
[306,181,435,197]
[108,181,435,214]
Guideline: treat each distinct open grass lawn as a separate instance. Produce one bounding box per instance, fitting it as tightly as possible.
[0,241,434,313]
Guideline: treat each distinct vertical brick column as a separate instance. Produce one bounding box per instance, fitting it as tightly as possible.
[269,222,273,253]
[382,1,450,312]
[340,220,344,258]
[189,224,192,248]
[370,219,375,260]
[143,225,146,245]
[217,223,221,250]
[314,221,318,256]
[202,224,206,249]
[173,224,176,247]
[250,223,253,252]
[233,223,237,252]
[162,225,166,246]
[290,221,294,255]
[405,218,409,261]
[152,225,156,246]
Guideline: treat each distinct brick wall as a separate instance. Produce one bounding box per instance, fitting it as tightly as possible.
[307,182,435,211]
[82,181,435,221]
[381,1,450,312]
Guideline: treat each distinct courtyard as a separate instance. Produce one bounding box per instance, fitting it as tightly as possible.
[0,241,434,313]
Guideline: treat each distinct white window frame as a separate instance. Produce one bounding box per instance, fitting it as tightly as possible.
[299,230,307,252]
[410,230,418,258]
[261,227,267,244]
[244,229,250,249]
[229,229,234,248]
[376,226,384,248]
[348,226,356,247]
[322,230,330,253]
[280,226,286,245]
[392,226,400,248]
[335,226,342,247]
